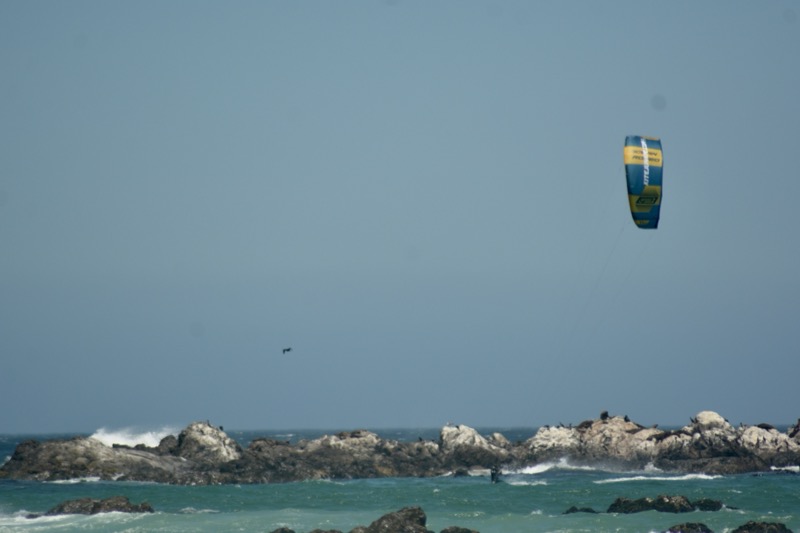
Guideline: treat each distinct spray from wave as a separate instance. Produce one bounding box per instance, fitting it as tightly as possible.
[90,426,179,448]
[512,458,602,475]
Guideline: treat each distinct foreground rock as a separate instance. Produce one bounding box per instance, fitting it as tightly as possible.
[664,524,713,533]
[46,495,154,515]
[2,411,800,485]
[731,523,793,533]
[350,506,431,533]
[607,495,720,514]
[25,496,154,518]
[563,494,723,515]
[270,506,477,533]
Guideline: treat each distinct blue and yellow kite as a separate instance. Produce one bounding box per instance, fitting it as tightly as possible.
[623,135,663,229]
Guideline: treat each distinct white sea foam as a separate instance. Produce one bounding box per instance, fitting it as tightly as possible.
[506,479,548,486]
[0,511,68,526]
[595,473,722,484]
[90,425,179,448]
[48,476,102,484]
[771,465,800,473]
[513,458,600,475]
[643,462,663,473]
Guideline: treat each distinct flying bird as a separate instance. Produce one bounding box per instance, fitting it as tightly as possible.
[282,347,292,354]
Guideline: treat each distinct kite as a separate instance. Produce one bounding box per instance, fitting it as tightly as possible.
[623,135,663,229]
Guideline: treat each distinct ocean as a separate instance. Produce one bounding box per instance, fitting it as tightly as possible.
[1,427,798,533]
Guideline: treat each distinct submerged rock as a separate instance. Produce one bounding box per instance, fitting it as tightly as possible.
[563,506,598,514]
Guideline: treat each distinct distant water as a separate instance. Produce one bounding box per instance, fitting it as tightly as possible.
[1,428,798,533]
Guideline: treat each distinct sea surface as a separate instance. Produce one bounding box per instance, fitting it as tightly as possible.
[1,427,798,533]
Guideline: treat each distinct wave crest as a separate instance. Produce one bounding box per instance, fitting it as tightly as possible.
[90,426,179,448]
[595,473,722,484]
[512,458,602,475]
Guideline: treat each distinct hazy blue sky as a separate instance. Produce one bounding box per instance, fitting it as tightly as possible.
[2,1,799,434]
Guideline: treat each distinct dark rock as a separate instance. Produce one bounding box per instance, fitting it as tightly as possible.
[440,527,480,533]
[731,522,793,533]
[269,529,296,533]
[692,498,723,511]
[45,496,154,515]
[356,506,433,533]
[789,419,800,440]
[608,495,694,514]
[664,523,714,533]
[157,434,179,455]
[309,530,342,533]
[563,506,598,514]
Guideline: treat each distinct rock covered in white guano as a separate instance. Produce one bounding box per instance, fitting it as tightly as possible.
[176,422,242,463]
[525,425,581,458]
[579,417,661,463]
[302,430,382,453]
[525,416,660,465]
[439,424,509,468]
[440,425,500,454]
[655,411,739,462]
[488,432,510,448]
[741,425,800,456]
[693,411,733,433]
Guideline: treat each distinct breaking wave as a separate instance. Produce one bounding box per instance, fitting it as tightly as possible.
[512,458,603,475]
[505,479,548,486]
[595,473,722,484]
[90,426,179,448]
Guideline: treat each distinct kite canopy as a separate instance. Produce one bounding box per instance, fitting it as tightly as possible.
[623,135,663,229]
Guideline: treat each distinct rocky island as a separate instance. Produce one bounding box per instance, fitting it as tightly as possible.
[2,410,799,485]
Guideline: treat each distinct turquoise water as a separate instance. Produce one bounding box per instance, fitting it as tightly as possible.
[2,430,799,532]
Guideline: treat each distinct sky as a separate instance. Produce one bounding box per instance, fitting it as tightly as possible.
[1,1,799,435]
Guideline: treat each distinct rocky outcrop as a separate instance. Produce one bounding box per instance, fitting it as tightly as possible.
[439,424,508,470]
[663,524,713,533]
[1,435,192,483]
[25,496,154,517]
[2,412,799,484]
[522,411,800,474]
[272,507,474,533]
[350,506,431,533]
[731,522,794,533]
[175,422,242,463]
[607,495,700,514]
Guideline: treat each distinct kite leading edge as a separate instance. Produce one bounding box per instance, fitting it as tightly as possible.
[623,135,663,229]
